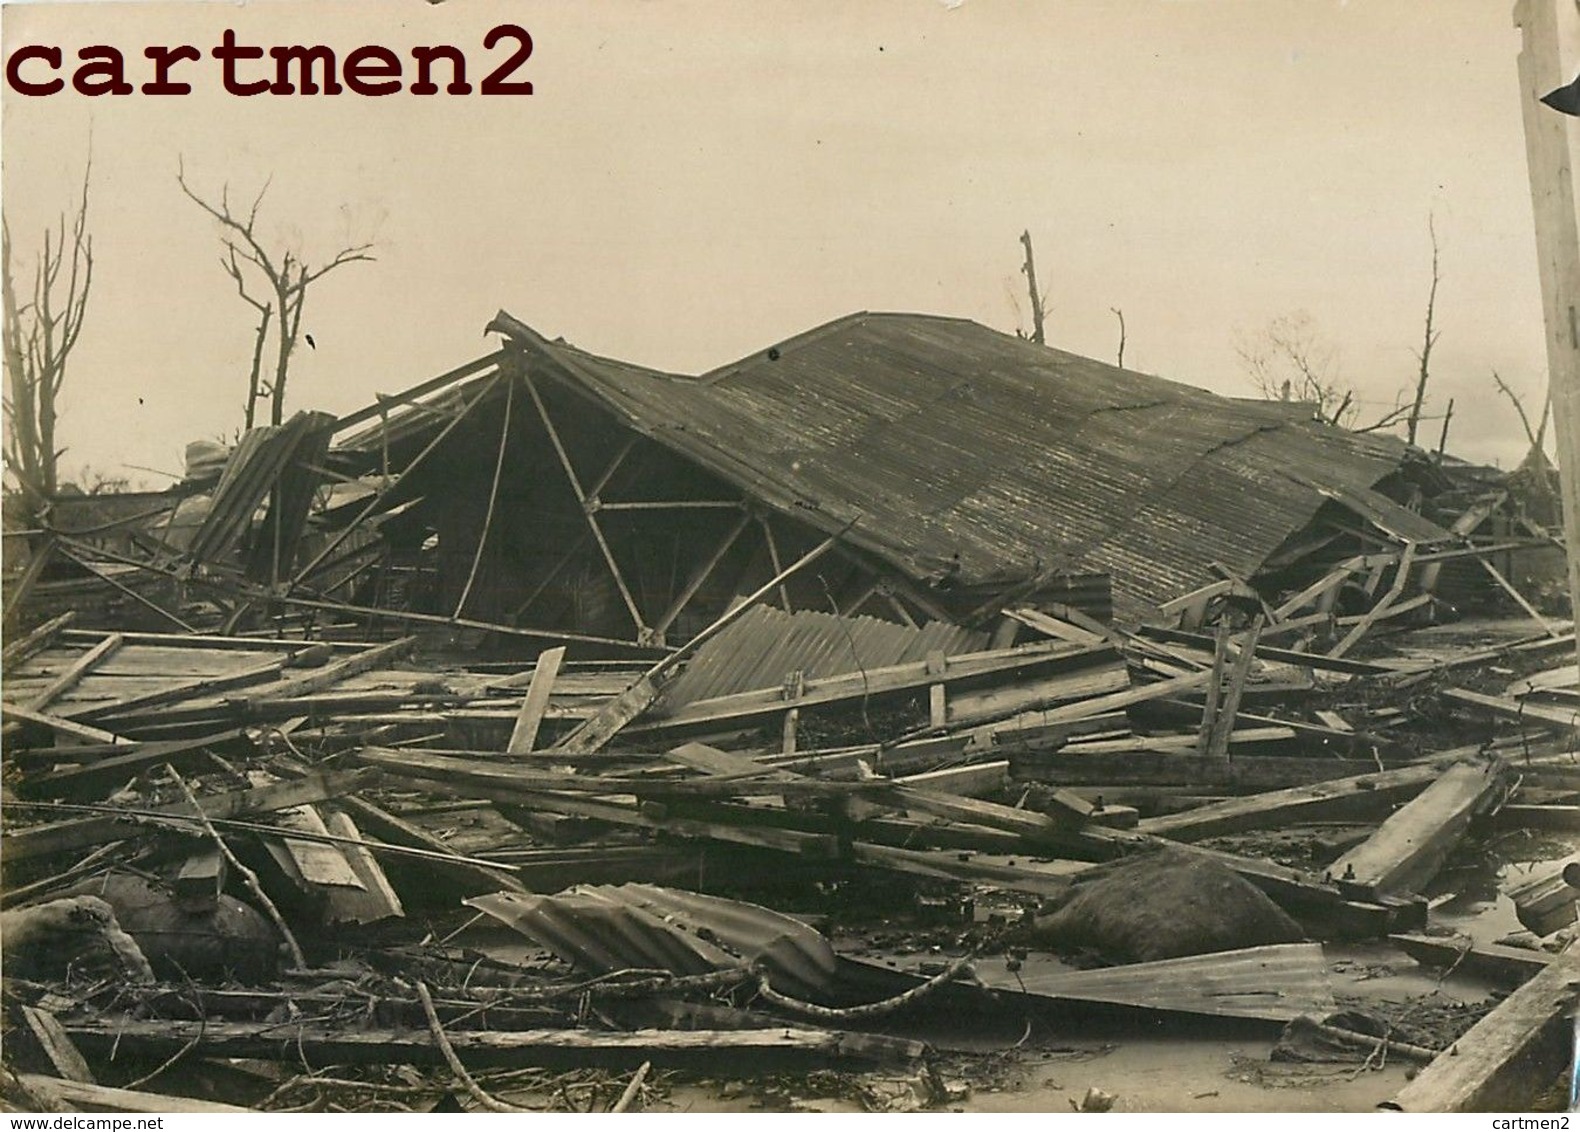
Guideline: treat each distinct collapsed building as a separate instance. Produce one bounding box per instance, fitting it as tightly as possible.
[2,311,1576,1115]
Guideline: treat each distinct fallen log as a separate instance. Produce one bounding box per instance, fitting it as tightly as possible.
[61,1019,930,1072]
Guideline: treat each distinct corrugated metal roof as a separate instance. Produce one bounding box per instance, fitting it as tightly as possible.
[655,604,988,711]
[466,884,840,999]
[346,312,1452,619]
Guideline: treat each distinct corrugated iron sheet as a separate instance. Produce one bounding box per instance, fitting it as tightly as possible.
[187,411,335,571]
[656,604,988,711]
[354,311,1453,620]
[466,884,840,1000]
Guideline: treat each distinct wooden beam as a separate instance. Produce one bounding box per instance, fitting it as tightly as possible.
[648,509,752,640]
[1443,686,1580,732]
[1330,543,1416,658]
[0,702,127,747]
[15,1075,252,1115]
[2,612,74,672]
[1138,762,1445,843]
[522,368,649,638]
[25,633,123,714]
[244,636,417,703]
[331,350,505,434]
[506,646,566,754]
[1329,760,1508,900]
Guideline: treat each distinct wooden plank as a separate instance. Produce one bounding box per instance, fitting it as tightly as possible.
[1388,932,1554,984]
[2,612,75,672]
[1010,749,1384,792]
[1507,856,1580,937]
[65,657,288,723]
[893,760,1010,798]
[322,810,406,925]
[335,794,529,896]
[1443,687,1580,732]
[14,729,248,800]
[629,638,1118,736]
[173,847,227,908]
[1331,543,1416,658]
[243,635,418,702]
[926,650,948,728]
[1388,941,1580,1111]
[1138,763,1444,842]
[1206,617,1263,760]
[1329,760,1508,900]
[55,628,372,652]
[25,633,124,713]
[15,1075,252,1115]
[0,702,127,747]
[506,645,566,754]
[18,1007,95,1084]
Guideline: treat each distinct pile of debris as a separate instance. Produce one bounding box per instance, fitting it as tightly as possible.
[2,313,1576,1113]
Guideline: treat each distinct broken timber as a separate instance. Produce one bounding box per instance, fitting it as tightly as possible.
[1388,940,1580,1111]
[1328,759,1509,901]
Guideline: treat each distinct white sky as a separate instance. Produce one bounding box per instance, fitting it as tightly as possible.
[1,0,1573,487]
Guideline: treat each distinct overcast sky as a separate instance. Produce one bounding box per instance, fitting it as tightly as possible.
[2,0,1576,488]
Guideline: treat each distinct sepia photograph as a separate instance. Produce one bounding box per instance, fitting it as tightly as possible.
[1,0,1578,1116]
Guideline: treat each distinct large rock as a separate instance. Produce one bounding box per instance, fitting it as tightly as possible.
[1026,850,1304,964]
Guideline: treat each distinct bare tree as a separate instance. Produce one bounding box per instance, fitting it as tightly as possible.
[2,161,93,519]
[1110,307,1126,368]
[177,161,374,429]
[1492,369,1553,453]
[1237,311,1412,433]
[1404,216,1442,447]
[1236,311,1352,425]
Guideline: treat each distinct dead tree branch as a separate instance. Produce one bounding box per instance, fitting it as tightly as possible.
[1405,216,1442,447]
[178,160,374,429]
[3,159,93,517]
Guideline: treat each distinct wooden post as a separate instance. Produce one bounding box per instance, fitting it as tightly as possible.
[506,645,566,754]
[1514,0,1580,679]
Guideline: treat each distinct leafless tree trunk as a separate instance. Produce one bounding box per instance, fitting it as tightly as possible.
[1110,307,1126,368]
[177,161,373,429]
[1019,230,1046,346]
[1492,369,1553,451]
[3,161,93,519]
[1405,216,1442,447]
